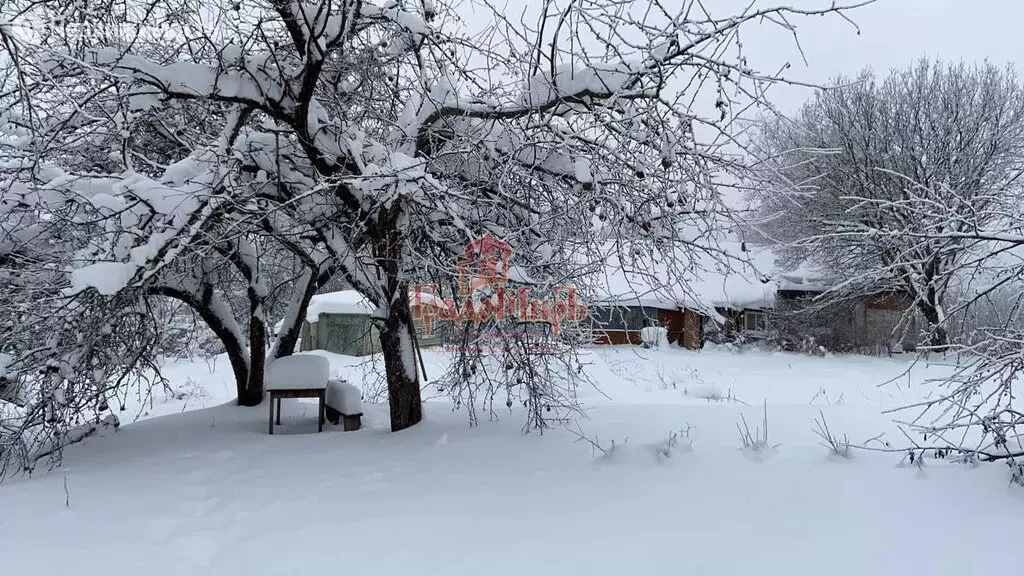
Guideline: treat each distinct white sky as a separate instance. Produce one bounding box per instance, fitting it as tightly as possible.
[734,0,1024,112]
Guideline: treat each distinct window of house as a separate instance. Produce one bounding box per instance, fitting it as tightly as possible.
[743,310,767,333]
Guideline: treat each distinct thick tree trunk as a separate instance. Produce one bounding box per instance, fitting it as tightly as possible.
[917,300,948,350]
[374,210,423,432]
[379,292,423,431]
[239,316,266,406]
[224,336,252,406]
[916,264,949,350]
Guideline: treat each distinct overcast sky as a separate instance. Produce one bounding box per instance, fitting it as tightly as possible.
[737,0,1024,112]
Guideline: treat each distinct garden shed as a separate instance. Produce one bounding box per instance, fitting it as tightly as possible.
[297,290,444,357]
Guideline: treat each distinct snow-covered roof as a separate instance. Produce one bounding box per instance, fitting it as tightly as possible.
[775,260,834,292]
[776,273,833,293]
[306,246,834,325]
[589,242,830,313]
[306,290,376,322]
[305,289,451,323]
[589,242,775,312]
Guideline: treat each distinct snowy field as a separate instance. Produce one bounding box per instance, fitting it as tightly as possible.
[2,346,1023,576]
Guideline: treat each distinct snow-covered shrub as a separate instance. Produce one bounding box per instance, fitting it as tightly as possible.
[654,425,696,463]
[0,289,165,478]
[684,384,741,404]
[0,353,20,405]
[1008,459,1024,487]
[771,298,860,355]
[655,365,714,393]
[659,365,743,403]
[948,283,1024,346]
[161,378,208,406]
[573,423,694,466]
[813,411,851,459]
[737,402,778,459]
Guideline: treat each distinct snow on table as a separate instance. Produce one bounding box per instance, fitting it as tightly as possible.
[265,355,330,390]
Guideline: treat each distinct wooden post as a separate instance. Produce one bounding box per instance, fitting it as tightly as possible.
[343,413,362,432]
[318,391,325,433]
[268,392,274,435]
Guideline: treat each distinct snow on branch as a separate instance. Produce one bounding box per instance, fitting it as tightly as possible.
[89,49,296,117]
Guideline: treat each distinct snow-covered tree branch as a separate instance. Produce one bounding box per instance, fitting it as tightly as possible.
[1,0,871,458]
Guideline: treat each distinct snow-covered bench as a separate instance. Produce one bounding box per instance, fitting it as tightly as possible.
[325,379,363,431]
[266,355,330,434]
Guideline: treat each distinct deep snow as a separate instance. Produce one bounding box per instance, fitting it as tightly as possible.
[1,346,1022,576]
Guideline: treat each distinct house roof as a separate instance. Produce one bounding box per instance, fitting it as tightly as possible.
[303,244,838,326]
[305,289,451,323]
[589,242,831,315]
[306,290,376,322]
[775,262,835,292]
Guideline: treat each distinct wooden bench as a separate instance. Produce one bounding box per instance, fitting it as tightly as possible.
[268,386,326,434]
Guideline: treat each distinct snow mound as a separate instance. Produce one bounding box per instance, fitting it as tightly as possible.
[266,355,330,390]
[326,379,362,415]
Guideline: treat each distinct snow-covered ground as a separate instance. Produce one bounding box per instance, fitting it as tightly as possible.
[2,346,1023,576]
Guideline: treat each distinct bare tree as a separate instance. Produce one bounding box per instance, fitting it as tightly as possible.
[849,181,1024,467]
[751,60,1024,348]
[748,61,1024,468]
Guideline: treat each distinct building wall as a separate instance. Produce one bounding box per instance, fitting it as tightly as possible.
[301,312,442,356]
[854,294,918,352]
[774,291,919,353]
[704,307,766,345]
[411,305,443,348]
[300,321,312,351]
[590,305,664,347]
[657,309,686,346]
[301,313,380,356]
[585,293,921,354]
[592,330,644,345]
[589,306,657,331]
[587,306,703,350]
